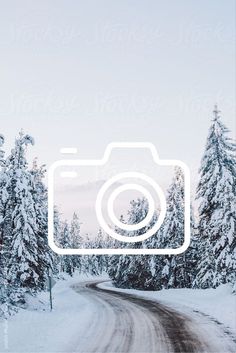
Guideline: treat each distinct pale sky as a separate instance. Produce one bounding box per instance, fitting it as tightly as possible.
[0,1,235,233]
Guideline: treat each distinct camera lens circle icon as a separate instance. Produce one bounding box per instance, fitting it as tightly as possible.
[96,172,167,243]
[108,183,155,231]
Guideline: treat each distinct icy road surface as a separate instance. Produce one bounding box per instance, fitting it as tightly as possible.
[70,280,236,353]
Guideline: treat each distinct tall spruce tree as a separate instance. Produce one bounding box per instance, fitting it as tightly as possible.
[5,133,40,296]
[195,106,236,288]
[30,159,53,289]
[108,215,128,284]
[0,133,63,314]
[93,229,110,275]
[159,167,189,289]
[0,134,9,316]
[184,211,199,287]
[51,206,62,277]
[0,134,5,246]
[59,221,73,276]
[109,198,155,289]
[70,212,82,272]
[148,170,198,290]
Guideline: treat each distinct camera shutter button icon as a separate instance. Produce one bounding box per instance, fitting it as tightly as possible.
[48,142,191,255]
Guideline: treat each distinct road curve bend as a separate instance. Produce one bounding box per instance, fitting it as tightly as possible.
[71,280,236,353]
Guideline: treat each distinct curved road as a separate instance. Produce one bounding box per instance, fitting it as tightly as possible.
[71,280,236,353]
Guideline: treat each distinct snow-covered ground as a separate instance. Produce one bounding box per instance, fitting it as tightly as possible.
[0,275,235,353]
[99,281,236,334]
[0,274,103,353]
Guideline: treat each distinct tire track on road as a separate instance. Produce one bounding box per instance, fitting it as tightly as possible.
[71,280,236,353]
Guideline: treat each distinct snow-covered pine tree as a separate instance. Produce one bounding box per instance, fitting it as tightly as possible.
[139,211,164,290]
[0,134,9,316]
[109,198,155,290]
[30,159,53,290]
[59,221,73,276]
[125,198,154,290]
[195,106,236,289]
[0,133,6,245]
[51,206,62,276]
[84,229,107,276]
[108,215,127,284]
[4,133,39,300]
[141,218,168,290]
[0,134,8,258]
[0,134,4,166]
[211,182,236,286]
[102,231,116,274]
[70,212,82,248]
[81,234,96,275]
[70,212,82,273]
[53,206,62,248]
[93,229,109,274]
[183,207,199,287]
[160,167,192,289]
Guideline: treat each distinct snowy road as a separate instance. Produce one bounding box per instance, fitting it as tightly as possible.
[71,280,236,353]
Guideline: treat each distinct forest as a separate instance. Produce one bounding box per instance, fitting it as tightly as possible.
[0,107,235,317]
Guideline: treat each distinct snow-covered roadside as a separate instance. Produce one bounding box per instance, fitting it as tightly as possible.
[1,275,235,353]
[98,281,236,334]
[0,274,104,353]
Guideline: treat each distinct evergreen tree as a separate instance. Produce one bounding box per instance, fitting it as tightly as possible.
[184,213,199,287]
[150,168,197,290]
[195,106,236,288]
[51,206,62,277]
[70,212,82,273]
[159,167,187,289]
[211,177,236,286]
[109,198,154,289]
[0,134,6,245]
[5,133,40,296]
[0,135,8,257]
[92,229,109,275]
[107,216,126,283]
[82,234,96,275]
[0,134,10,316]
[139,211,163,290]
[30,159,53,289]
[59,221,73,276]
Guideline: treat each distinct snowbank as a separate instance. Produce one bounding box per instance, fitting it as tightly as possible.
[0,274,99,353]
[99,281,236,333]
